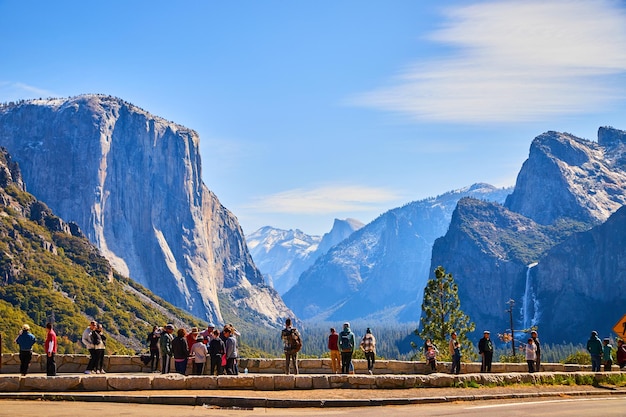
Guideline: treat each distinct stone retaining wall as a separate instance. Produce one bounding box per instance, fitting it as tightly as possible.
[0,371,621,392]
[1,353,593,375]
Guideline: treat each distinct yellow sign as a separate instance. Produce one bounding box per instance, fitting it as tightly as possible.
[613,314,626,338]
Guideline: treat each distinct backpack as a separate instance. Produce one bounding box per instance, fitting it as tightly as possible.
[290,329,302,352]
[340,332,353,351]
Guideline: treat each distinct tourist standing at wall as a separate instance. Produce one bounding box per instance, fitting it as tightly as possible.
[81,321,97,374]
[478,330,493,373]
[45,322,57,376]
[359,328,376,375]
[587,331,603,372]
[160,324,175,374]
[328,328,340,374]
[339,322,355,374]
[15,324,36,376]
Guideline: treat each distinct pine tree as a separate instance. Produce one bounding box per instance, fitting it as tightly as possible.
[414,265,475,360]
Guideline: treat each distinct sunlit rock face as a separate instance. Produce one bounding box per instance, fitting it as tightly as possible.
[0,94,292,327]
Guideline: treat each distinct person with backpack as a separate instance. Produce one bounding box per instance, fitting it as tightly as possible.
[339,322,355,374]
[281,318,301,374]
[359,328,376,375]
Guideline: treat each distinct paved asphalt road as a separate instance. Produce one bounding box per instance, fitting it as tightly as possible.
[2,396,626,416]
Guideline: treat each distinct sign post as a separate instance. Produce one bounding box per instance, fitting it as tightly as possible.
[612,314,626,338]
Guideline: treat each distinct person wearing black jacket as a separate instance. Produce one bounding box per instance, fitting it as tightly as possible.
[171,328,189,375]
[478,330,494,373]
[208,329,225,375]
[147,326,161,372]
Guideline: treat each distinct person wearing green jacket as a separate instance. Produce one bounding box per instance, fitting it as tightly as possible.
[586,330,603,372]
[603,338,613,371]
[160,324,175,374]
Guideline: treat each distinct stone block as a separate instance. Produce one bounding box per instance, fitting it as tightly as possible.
[426,373,456,387]
[152,374,187,390]
[490,363,506,373]
[503,373,524,385]
[385,360,413,374]
[107,375,152,391]
[294,375,313,389]
[0,375,20,391]
[301,359,321,370]
[253,375,275,390]
[479,373,505,386]
[328,374,349,388]
[257,359,276,370]
[108,355,142,373]
[186,375,218,390]
[22,375,81,391]
[81,375,109,391]
[273,374,295,390]
[217,375,255,389]
[375,375,406,389]
[348,375,375,389]
[311,375,330,389]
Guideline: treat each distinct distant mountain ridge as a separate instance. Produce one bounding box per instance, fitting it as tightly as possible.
[246,218,364,294]
[283,183,512,324]
[0,94,293,329]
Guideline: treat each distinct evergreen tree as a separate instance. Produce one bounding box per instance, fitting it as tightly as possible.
[414,266,475,360]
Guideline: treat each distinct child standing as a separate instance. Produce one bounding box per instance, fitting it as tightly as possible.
[426,345,438,371]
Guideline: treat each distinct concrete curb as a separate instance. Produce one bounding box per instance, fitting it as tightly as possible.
[1,389,625,408]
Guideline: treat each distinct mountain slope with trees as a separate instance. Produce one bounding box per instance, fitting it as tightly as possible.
[0,147,205,354]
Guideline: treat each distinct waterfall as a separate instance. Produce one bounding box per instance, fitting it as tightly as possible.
[521,262,539,331]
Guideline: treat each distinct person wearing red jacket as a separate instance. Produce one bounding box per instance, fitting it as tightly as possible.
[617,339,626,370]
[328,328,340,374]
[45,322,58,376]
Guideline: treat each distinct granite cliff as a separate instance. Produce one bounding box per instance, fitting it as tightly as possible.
[0,95,292,328]
[431,127,626,343]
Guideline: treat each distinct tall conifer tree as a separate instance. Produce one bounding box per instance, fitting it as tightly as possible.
[415,265,475,359]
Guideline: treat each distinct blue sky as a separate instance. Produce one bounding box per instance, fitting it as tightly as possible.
[1,1,626,235]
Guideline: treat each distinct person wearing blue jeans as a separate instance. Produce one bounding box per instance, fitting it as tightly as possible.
[587,330,603,372]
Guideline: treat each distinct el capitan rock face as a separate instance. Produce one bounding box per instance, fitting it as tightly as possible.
[0,95,292,327]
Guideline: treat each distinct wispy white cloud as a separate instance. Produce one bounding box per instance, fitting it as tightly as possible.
[352,0,626,123]
[247,185,403,214]
[0,82,56,102]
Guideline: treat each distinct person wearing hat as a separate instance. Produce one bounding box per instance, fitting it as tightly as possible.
[186,327,199,351]
[190,334,208,375]
[15,324,36,376]
[160,324,175,374]
[586,330,603,372]
[478,330,493,373]
[602,337,613,371]
[200,323,216,344]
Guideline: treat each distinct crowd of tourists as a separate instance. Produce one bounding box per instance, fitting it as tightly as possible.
[144,322,239,376]
[11,320,626,377]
